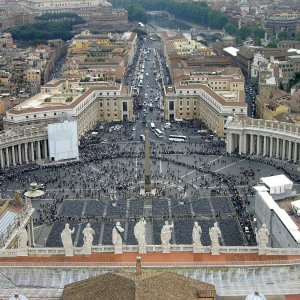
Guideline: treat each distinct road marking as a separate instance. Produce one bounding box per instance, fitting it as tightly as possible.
[181,170,195,179]
[214,159,246,173]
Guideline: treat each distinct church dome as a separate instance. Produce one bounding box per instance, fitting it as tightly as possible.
[245,291,267,300]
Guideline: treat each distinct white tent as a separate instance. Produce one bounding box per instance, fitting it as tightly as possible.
[260,174,293,195]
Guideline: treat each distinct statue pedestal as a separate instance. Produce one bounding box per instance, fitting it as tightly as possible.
[138,244,147,254]
[114,244,123,254]
[258,247,267,255]
[193,243,204,253]
[211,246,220,255]
[162,244,171,254]
[65,249,74,257]
[17,248,28,257]
[81,246,92,255]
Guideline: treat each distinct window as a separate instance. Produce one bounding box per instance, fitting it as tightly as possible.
[100,103,102,107]
[169,101,174,110]
[123,102,128,112]
[34,115,36,118]
[26,116,28,119]
[54,113,56,116]
[180,100,183,106]
[44,114,47,117]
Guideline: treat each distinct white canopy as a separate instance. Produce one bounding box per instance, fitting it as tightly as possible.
[260,174,293,194]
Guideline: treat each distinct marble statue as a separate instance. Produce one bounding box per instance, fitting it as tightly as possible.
[82,223,95,255]
[18,226,28,249]
[134,218,147,254]
[112,222,124,254]
[61,223,75,256]
[209,222,221,255]
[161,221,174,253]
[192,222,203,253]
[257,224,269,249]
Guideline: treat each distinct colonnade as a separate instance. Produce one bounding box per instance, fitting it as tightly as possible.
[0,139,48,169]
[227,133,300,163]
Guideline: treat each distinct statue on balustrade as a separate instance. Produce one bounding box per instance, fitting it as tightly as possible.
[257,224,270,248]
[18,226,28,249]
[82,223,95,255]
[192,222,202,245]
[134,218,147,254]
[209,222,221,254]
[112,222,124,254]
[61,223,75,257]
[161,221,174,253]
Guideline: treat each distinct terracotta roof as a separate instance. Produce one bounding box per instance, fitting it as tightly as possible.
[62,271,216,300]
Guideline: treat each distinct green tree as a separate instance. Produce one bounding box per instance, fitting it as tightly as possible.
[127,4,148,23]
[295,31,300,41]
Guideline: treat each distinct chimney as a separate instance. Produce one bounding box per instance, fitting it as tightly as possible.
[136,256,142,276]
[14,191,21,206]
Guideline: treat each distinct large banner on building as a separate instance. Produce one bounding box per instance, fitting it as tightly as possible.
[47,121,79,162]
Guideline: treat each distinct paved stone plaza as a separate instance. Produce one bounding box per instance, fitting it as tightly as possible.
[1,123,299,249]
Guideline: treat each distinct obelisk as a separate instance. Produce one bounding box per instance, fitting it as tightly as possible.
[144,128,151,192]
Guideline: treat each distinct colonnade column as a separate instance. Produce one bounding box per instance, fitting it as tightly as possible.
[257,135,261,155]
[288,141,292,161]
[25,143,28,164]
[282,140,286,160]
[0,149,3,169]
[18,144,22,164]
[5,148,9,167]
[270,137,273,157]
[11,146,16,166]
[294,142,298,163]
[250,134,254,155]
[276,138,280,158]
[37,141,41,160]
[239,134,243,154]
[31,142,34,161]
[43,140,48,158]
[263,136,267,156]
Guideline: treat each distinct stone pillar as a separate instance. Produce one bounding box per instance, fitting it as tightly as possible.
[37,140,41,160]
[282,140,286,160]
[44,140,48,158]
[257,135,261,155]
[288,141,292,161]
[276,138,280,158]
[11,146,16,166]
[238,134,243,154]
[270,137,273,157]
[18,144,22,164]
[227,133,232,153]
[24,143,29,164]
[250,134,254,155]
[31,142,35,161]
[5,147,10,167]
[263,136,267,156]
[294,142,298,163]
[0,149,3,169]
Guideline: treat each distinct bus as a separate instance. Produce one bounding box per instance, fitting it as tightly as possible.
[168,135,187,142]
[150,122,155,131]
[155,128,164,138]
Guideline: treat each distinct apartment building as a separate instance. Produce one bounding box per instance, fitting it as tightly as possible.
[164,68,247,137]
[4,78,133,137]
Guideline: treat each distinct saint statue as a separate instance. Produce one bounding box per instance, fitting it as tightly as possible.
[257,224,269,248]
[61,223,75,256]
[192,222,202,246]
[134,218,147,253]
[160,221,174,247]
[18,226,28,249]
[209,222,221,250]
[82,223,95,255]
[112,222,124,247]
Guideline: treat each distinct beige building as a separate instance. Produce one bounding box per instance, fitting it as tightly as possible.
[164,67,247,137]
[4,78,133,137]
[26,69,41,82]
